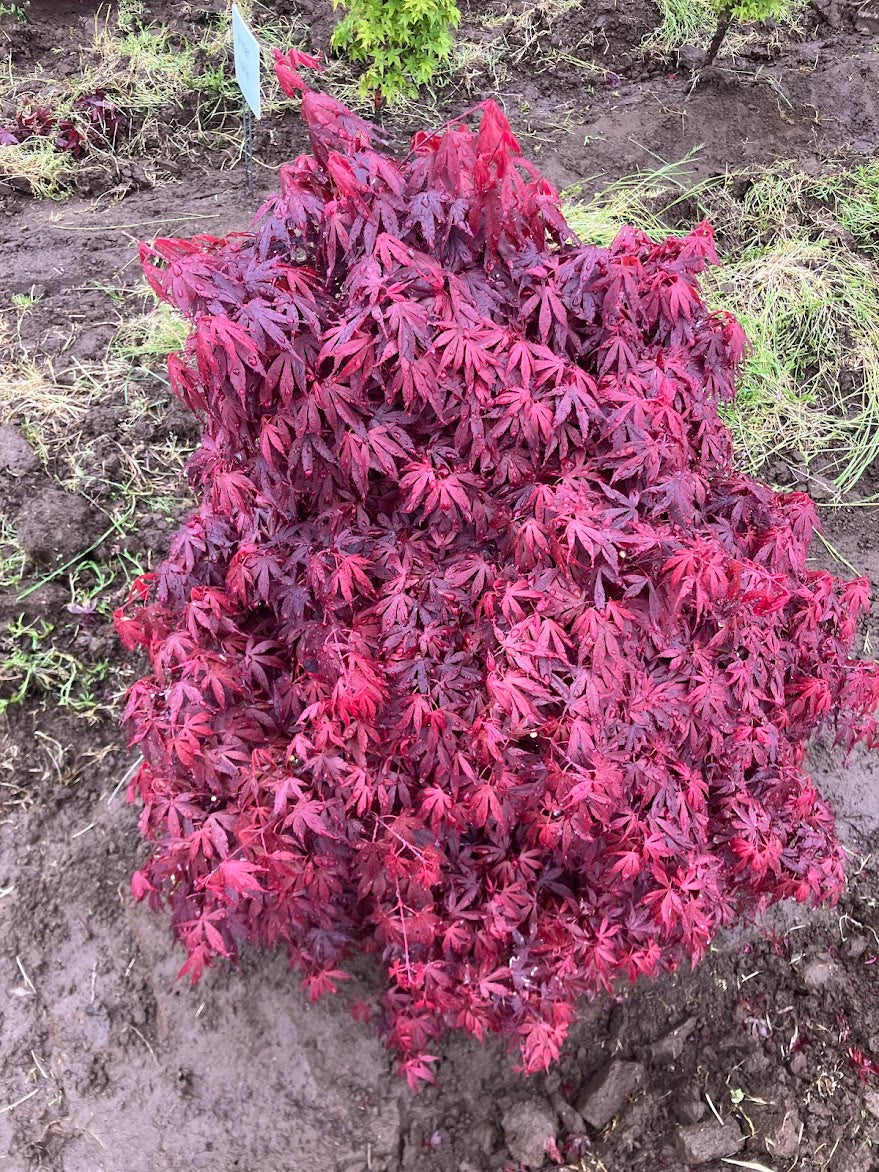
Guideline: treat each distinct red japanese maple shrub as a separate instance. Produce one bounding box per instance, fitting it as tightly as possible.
[0,92,126,156]
[117,53,879,1087]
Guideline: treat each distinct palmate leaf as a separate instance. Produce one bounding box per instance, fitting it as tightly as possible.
[117,63,879,1090]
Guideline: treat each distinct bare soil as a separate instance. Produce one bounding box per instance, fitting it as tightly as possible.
[1,2,879,1170]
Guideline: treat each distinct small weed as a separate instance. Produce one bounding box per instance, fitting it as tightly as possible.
[115,0,146,33]
[0,515,26,590]
[10,288,41,312]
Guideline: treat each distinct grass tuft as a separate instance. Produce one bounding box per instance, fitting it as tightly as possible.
[563,154,700,246]
[0,138,71,199]
[111,295,189,363]
[0,354,93,473]
[813,161,879,260]
[705,239,879,494]
[0,616,116,719]
[641,0,807,58]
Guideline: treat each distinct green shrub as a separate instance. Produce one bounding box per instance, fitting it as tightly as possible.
[331,0,460,102]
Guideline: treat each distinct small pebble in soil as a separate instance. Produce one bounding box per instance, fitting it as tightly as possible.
[788,1050,808,1076]
[674,1097,707,1125]
[676,45,704,71]
[742,1050,771,1076]
[675,1118,744,1164]
[843,934,868,960]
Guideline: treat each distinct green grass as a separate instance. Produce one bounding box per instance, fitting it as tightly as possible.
[0,138,71,199]
[706,239,879,494]
[694,160,879,256]
[641,0,807,57]
[0,616,115,718]
[563,154,699,246]
[0,287,193,718]
[111,295,189,363]
[10,288,42,312]
[813,161,879,260]
[0,515,26,590]
[641,0,719,54]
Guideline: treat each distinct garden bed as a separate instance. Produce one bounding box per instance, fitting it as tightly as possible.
[1,1,879,1169]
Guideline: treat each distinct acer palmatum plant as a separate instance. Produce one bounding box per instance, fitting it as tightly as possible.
[330,0,460,103]
[0,93,126,157]
[117,52,879,1088]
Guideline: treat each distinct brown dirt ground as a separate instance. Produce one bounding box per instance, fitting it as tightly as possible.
[1,1,879,1170]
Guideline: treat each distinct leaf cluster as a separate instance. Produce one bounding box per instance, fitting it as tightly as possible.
[118,54,879,1087]
[330,0,461,102]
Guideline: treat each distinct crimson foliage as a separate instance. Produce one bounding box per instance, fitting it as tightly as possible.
[0,92,125,156]
[118,54,879,1086]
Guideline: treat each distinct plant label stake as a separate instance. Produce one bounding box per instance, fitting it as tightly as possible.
[232,4,261,198]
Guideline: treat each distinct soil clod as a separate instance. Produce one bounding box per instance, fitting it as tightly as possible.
[675,1118,745,1164]
[650,1016,698,1064]
[15,487,101,564]
[575,1059,646,1129]
[0,424,38,477]
[500,1099,558,1168]
[800,954,841,992]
